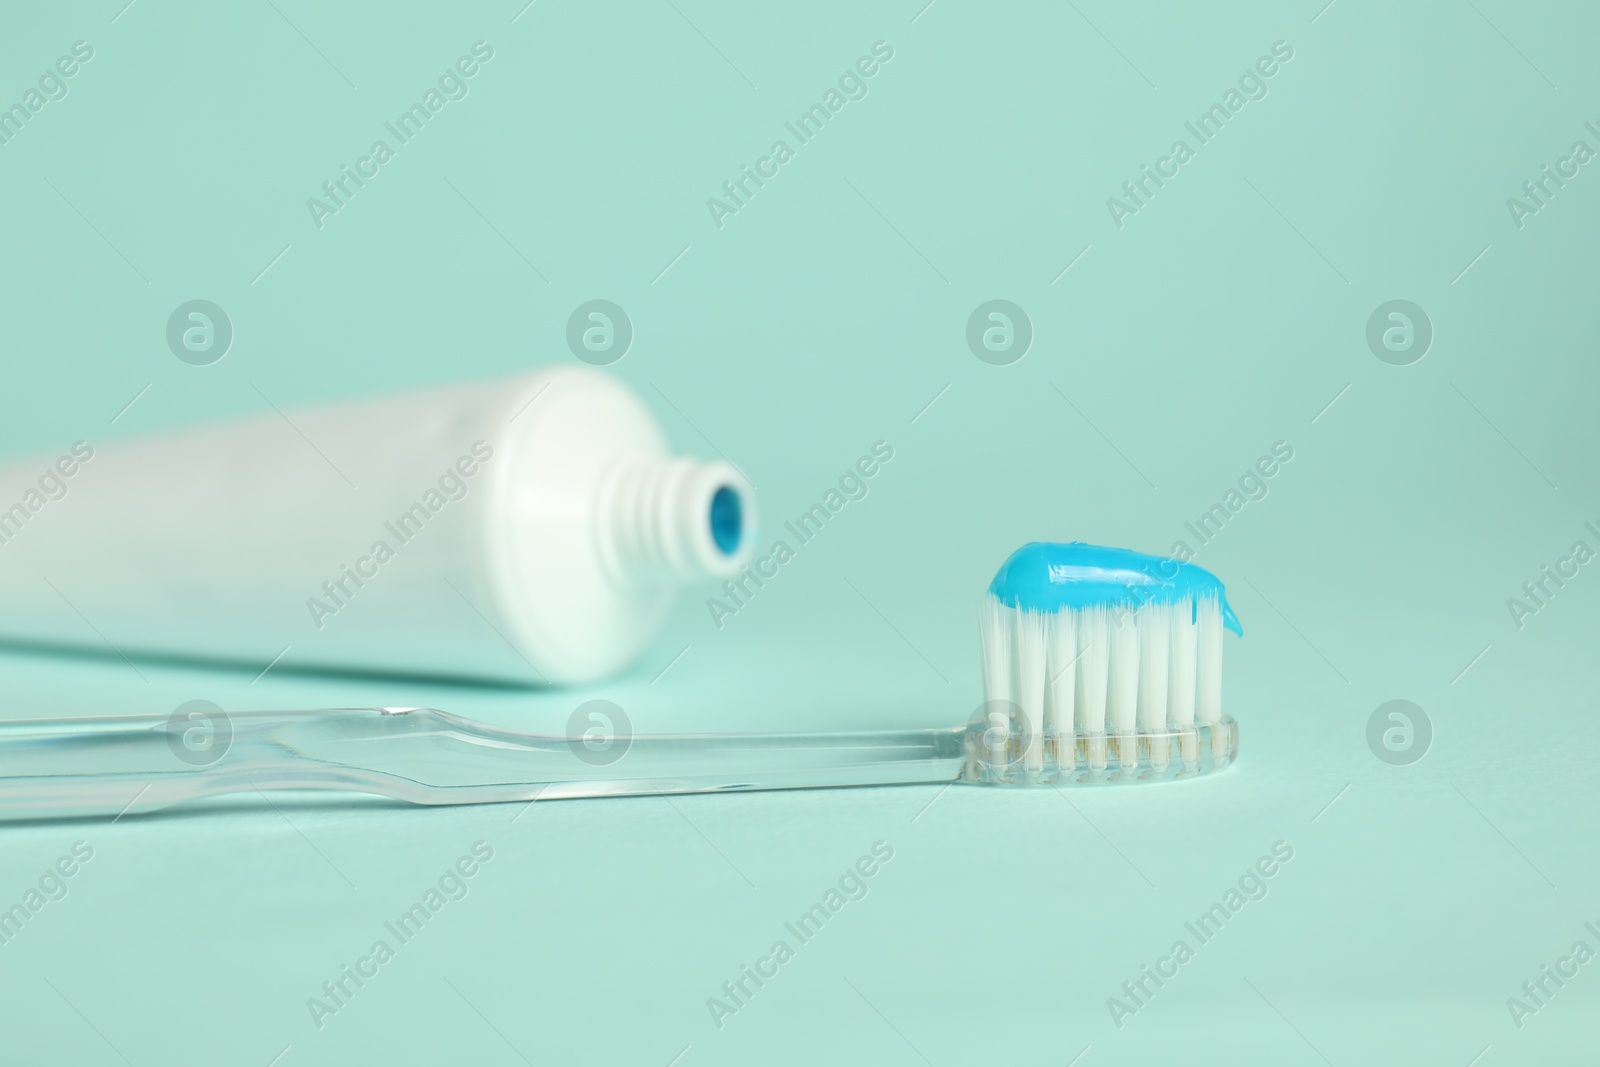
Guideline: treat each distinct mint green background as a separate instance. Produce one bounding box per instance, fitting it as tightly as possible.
[2,1,1597,1063]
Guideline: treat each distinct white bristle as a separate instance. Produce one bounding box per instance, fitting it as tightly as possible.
[1196,595,1224,726]
[979,589,1228,777]
[1107,612,1140,767]
[1169,604,1198,726]
[979,596,1013,710]
[1075,606,1110,770]
[978,597,1014,772]
[1170,603,1199,767]
[1045,610,1077,767]
[1014,610,1048,772]
[1136,604,1171,732]
[1137,603,1173,769]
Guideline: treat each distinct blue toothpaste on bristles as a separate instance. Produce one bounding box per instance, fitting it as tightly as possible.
[979,542,1242,778]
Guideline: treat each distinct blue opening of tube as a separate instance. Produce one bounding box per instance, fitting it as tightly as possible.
[710,486,742,555]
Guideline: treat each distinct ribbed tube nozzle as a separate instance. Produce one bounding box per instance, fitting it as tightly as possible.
[597,457,756,585]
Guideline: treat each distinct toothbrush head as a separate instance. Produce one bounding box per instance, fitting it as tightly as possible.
[973,542,1242,785]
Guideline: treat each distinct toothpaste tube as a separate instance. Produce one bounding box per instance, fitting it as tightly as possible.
[0,368,755,684]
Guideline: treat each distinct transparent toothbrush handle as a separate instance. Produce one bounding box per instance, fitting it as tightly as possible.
[0,708,970,821]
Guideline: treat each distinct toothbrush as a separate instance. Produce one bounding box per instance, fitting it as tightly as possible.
[978,542,1242,779]
[0,543,1240,821]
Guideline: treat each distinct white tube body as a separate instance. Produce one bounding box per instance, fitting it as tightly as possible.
[0,368,754,685]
